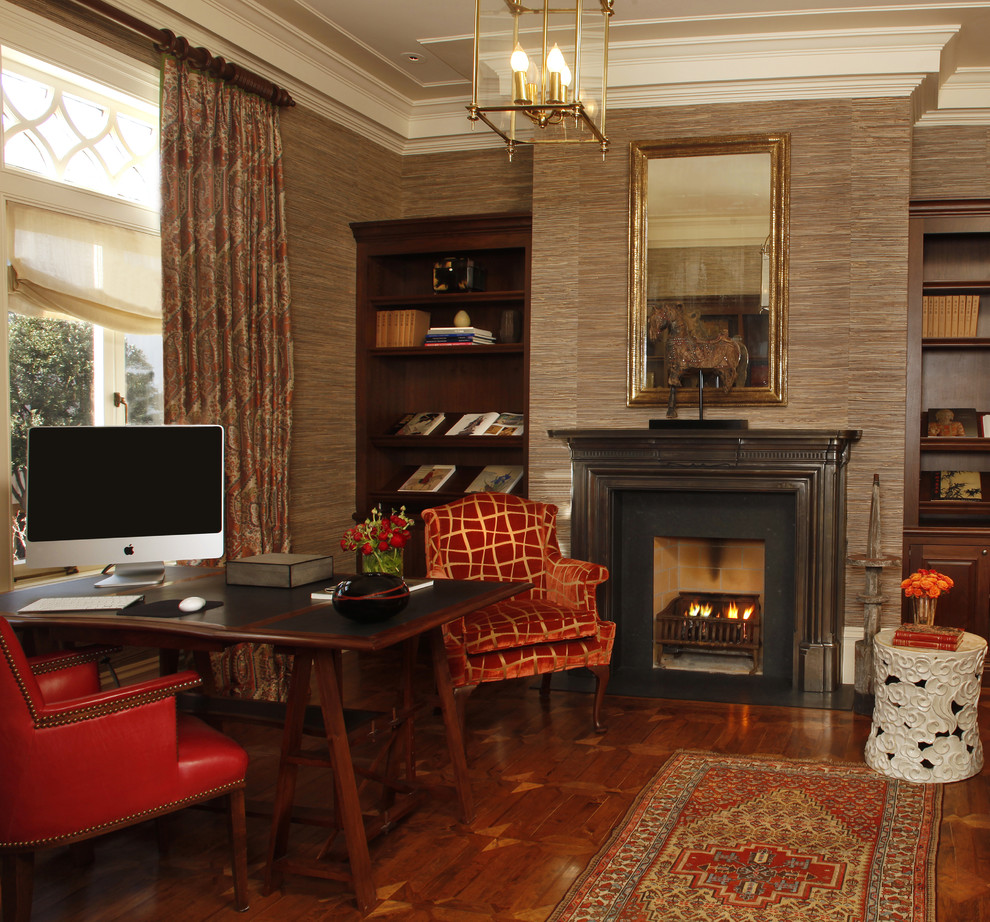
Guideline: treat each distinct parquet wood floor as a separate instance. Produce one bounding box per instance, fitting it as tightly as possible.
[13,649,990,921]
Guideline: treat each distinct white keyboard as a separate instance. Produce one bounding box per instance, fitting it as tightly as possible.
[18,594,144,613]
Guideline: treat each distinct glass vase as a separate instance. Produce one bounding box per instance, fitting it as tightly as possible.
[912,595,938,627]
[360,547,404,578]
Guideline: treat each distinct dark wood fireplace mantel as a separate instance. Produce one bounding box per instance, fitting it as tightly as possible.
[549,428,861,695]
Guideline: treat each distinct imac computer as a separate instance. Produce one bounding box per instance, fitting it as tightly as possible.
[25,424,225,589]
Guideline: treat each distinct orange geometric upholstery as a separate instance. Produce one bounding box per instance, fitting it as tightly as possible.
[0,617,250,920]
[422,492,613,731]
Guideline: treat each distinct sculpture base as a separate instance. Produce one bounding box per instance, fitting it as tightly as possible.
[649,419,749,430]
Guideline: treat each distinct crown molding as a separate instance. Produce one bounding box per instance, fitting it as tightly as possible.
[12,0,988,153]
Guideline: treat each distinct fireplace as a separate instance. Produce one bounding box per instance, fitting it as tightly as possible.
[549,428,860,701]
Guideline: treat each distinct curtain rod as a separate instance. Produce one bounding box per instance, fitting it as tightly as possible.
[63,0,295,107]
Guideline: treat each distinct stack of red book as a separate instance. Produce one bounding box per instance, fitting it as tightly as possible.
[892,622,964,650]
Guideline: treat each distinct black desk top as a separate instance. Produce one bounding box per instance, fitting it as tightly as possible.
[2,566,531,653]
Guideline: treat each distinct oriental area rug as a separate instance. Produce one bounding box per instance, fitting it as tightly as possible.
[549,750,941,922]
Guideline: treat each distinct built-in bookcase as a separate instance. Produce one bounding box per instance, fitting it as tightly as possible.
[904,200,990,649]
[350,213,532,574]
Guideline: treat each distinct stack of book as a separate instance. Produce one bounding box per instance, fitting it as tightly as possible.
[922,295,981,338]
[891,622,964,651]
[376,309,430,347]
[424,326,494,346]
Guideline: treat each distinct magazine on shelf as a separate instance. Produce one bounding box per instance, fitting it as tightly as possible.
[385,412,417,435]
[482,412,525,436]
[465,465,524,494]
[395,412,446,436]
[425,326,493,336]
[398,464,456,492]
[445,412,501,436]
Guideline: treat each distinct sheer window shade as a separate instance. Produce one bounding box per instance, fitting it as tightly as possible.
[7,203,161,335]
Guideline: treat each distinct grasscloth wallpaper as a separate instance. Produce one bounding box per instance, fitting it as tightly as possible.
[14,0,990,653]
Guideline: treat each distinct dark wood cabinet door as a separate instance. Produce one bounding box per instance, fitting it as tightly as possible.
[904,540,990,640]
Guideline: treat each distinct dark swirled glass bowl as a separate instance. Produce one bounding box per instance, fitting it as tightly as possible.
[330,573,410,622]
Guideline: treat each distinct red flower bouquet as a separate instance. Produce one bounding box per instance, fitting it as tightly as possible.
[341,505,413,575]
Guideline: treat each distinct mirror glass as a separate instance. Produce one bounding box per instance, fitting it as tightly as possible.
[628,134,789,410]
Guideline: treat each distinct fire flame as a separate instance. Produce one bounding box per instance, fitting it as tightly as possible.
[687,602,713,618]
[726,602,755,621]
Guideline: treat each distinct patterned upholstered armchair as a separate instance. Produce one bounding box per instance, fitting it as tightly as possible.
[422,492,614,732]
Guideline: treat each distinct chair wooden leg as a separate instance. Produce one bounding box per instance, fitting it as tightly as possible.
[588,665,610,733]
[1,851,34,922]
[227,787,250,912]
[154,815,171,857]
[453,684,476,733]
[539,673,552,698]
[68,840,94,868]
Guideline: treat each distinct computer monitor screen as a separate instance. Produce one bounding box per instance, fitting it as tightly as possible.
[25,425,225,588]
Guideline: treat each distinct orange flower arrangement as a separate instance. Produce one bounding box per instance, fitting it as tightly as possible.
[901,568,954,599]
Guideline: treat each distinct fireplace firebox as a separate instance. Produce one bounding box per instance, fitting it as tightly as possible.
[655,591,762,673]
[549,428,860,700]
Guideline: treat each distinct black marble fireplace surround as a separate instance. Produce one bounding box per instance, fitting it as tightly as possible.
[549,429,861,704]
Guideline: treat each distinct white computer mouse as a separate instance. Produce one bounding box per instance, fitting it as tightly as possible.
[178,596,207,613]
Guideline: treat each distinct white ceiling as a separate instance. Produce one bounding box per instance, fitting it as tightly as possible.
[131,0,990,153]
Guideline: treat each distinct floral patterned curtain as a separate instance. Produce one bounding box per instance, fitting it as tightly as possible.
[160,54,294,700]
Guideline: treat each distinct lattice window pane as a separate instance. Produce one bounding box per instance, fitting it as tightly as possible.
[2,130,49,175]
[117,112,154,156]
[62,92,109,138]
[64,148,112,194]
[2,70,53,120]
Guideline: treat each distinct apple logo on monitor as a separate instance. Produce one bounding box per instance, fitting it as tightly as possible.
[124,545,135,556]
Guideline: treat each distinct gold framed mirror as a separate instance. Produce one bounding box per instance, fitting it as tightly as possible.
[628,134,789,410]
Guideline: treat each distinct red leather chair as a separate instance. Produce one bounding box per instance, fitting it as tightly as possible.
[0,617,249,920]
[422,492,613,732]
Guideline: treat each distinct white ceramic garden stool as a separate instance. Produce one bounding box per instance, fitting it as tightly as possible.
[865,628,987,783]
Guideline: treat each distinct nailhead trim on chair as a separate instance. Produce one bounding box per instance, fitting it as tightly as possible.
[32,679,203,728]
[0,780,246,849]
[29,646,120,674]
[0,631,201,728]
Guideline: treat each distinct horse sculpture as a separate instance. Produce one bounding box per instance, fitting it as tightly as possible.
[647,301,748,419]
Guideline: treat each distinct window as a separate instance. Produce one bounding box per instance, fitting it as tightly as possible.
[1,27,161,578]
[2,46,159,208]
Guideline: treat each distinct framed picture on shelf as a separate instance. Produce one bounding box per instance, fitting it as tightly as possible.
[933,470,983,501]
[926,407,978,437]
[979,412,990,437]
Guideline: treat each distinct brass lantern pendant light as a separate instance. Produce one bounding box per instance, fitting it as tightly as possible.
[468,0,613,160]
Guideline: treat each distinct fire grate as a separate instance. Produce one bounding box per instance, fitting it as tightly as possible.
[655,591,762,673]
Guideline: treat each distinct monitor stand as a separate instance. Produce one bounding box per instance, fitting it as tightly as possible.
[95,561,166,589]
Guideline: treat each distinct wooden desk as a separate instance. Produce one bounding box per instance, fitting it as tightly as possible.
[2,567,530,913]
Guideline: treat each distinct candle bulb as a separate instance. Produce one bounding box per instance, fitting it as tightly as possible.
[546,43,567,104]
[510,44,532,104]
